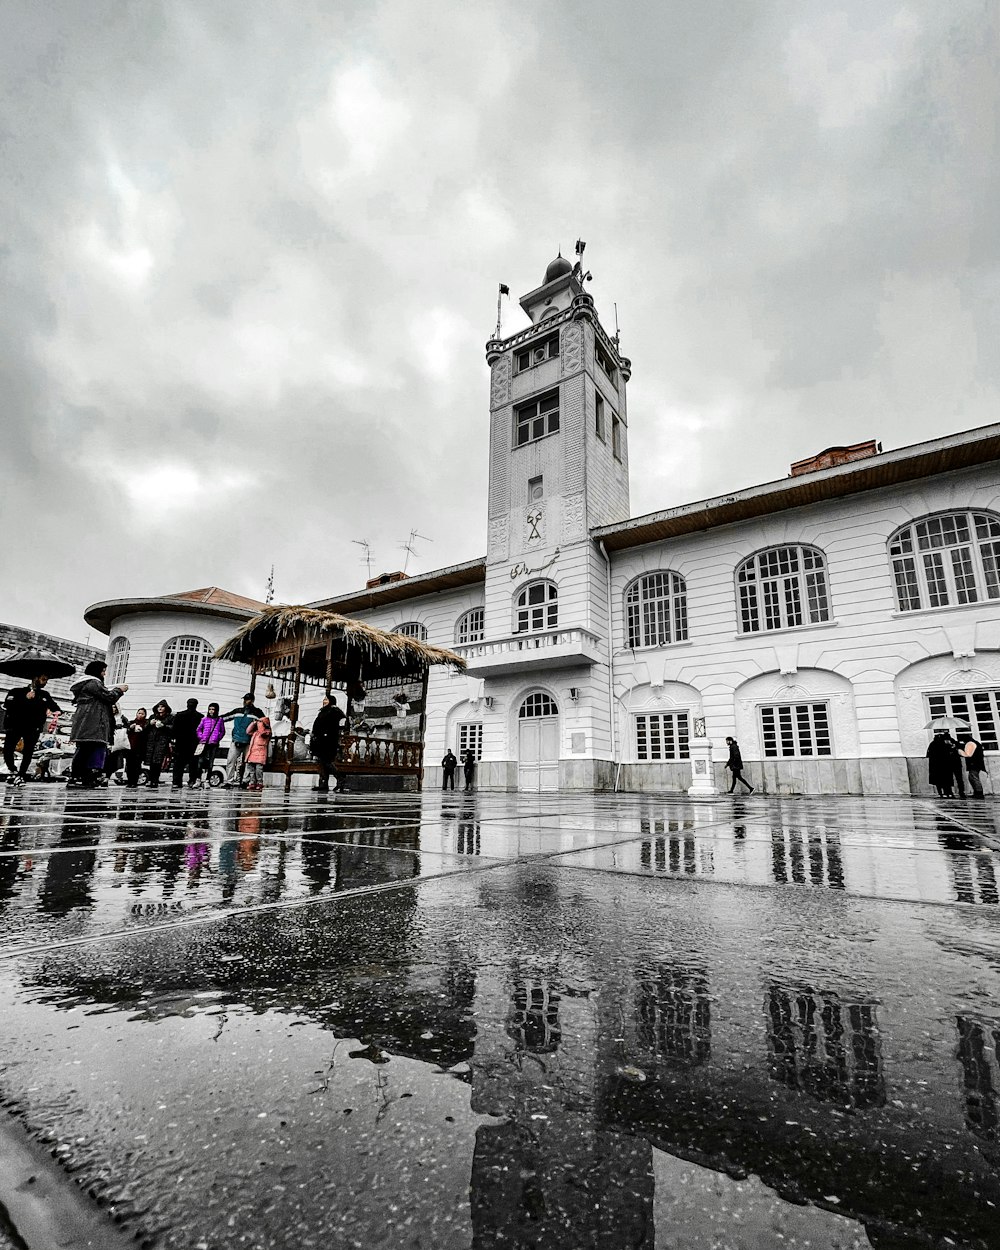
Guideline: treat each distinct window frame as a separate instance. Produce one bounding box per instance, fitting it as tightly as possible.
[457,721,483,759]
[514,332,559,375]
[925,689,1000,752]
[634,711,690,761]
[736,545,831,635]
[889,511,1000,613]
[624,571,688,648]
[595,392,605,441]
[611,414,623,461]
[159,635,213,687]
[595,341,617,384]
[514,389,560,448]
[759,701,833,758]
[107,636,130,687]
[395,621,428,641]
[455,608,485,646]
[519,691,559,718]
[514,580,558,634]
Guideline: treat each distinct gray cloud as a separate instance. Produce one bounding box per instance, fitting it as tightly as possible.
[1,0,998,638]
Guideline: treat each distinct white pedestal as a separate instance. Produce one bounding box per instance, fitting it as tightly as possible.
[687,737,719,797]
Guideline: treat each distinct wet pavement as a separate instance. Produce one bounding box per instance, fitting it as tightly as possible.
[0,784,999,1248]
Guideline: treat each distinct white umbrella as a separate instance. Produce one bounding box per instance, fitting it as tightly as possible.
[925,715,971,731]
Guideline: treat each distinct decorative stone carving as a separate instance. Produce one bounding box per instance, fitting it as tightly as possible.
[490,355,511,407]
[694,717,706,739]
[561,492,587,542]
[561,323,584,376]
[488,515,509,561]
[524,506,545,547]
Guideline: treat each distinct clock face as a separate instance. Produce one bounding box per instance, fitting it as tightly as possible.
[529,481,544,502]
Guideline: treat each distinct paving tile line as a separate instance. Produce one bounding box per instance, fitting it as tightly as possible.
[548,852,1000,912]
[914,800,1000,850]
[0,816,743,962]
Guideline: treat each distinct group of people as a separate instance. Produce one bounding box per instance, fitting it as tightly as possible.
[440,749,477,790]
[926,730,988,798]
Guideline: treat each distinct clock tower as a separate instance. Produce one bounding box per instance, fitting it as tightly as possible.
[466,248,632,787]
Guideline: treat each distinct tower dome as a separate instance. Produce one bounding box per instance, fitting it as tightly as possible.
[543,252,573,284]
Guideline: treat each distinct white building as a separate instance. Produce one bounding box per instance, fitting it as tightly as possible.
[85,253,1000,795]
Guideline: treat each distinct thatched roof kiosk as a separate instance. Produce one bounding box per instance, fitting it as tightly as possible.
[215,606,466,790]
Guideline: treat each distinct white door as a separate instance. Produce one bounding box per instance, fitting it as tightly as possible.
[518,716,560,791]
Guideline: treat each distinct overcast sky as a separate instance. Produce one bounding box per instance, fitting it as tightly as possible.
[2,0,998,642]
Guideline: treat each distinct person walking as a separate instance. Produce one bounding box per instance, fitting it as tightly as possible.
[145,701,173,787]
[192,703,226,788]
[170,698,202,788]
[68,661,127,787]
[310,694,345,793]
[945,733,967,798]
[222,694,263,788]
[441,749,458,791]
[724,736,755,795]
[462,748,476,792]
[958,733,989,798]
[125,708,149,787]
[926,731,956,797]
[245,714,272,790]
[3,675,60,786]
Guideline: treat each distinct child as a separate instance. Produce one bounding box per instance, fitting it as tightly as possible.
[193,702,226,788]
[245,715,272,790]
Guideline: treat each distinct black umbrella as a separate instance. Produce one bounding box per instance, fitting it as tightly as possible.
[0,648,77,680]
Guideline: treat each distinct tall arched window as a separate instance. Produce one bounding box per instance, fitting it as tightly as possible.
[515,581,558,633]
[625,572,687,648]
[395,621,428,641]
[107,636,130,686]
[455,608,485,645]
[736,546,830,634]
[519,692,558,718]
[889,511,1000,612]
[159,636,213,686]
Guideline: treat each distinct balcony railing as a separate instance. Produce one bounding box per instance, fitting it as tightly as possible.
[453,627,604,676]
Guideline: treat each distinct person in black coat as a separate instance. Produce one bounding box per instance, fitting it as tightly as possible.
[462,749,476,792]
[311,694,345,792]
[926,732,955,797]
[3,676,60,785]
[145,700,173,788]
[725,737,755,794]
[170,698,202,788]
[441,749,458,791]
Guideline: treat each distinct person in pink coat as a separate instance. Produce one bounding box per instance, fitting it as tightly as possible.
[244,715,272,790]
[193,702,226,788]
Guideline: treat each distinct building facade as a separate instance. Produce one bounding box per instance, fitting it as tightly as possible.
[85,253,1000,795]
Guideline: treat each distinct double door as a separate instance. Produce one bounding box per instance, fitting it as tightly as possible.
[518,717,559,791]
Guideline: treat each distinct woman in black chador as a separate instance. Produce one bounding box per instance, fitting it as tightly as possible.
[926,731,956,797]
[311,694,345,792]
[725,736,755,794]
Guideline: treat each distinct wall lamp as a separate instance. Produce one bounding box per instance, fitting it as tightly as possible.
[568,687,580,703]
[483,696,495,710]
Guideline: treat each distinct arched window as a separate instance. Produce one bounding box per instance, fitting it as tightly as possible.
[625,572,687,648]
[519,692,558,718]
[515,581,558,633]
[889,511,1000,612]
[107,636,130,686]
[159,636,213,686]
[395,622,428,641]
[736,546,830,634]
[455,608,485,645]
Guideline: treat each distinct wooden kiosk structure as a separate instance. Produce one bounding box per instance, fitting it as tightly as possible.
[215,606,465,791]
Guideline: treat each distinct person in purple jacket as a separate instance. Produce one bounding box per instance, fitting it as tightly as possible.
[193,702,226,788]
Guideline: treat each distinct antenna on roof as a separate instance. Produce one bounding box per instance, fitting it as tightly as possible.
[352,539,374,580]
[400,529,433,576]
[613,301,620,346]
[265,565,275,605]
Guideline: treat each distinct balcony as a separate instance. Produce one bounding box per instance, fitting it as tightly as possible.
[454,627,604,677]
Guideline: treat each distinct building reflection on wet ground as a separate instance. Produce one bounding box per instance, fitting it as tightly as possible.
[0,786,998,1247]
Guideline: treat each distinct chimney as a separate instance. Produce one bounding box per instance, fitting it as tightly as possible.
[790,440,881,477]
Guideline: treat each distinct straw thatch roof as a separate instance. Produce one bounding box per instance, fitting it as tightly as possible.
[214,605,466,679]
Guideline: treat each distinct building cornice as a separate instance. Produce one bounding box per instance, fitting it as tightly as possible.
[83,597,262,637]
[591,422,1000,552]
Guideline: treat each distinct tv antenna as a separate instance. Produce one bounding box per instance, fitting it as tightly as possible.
[265,564,275,604]
[352,539,374,580]
[400,528,433,575]
[613,301,620,346]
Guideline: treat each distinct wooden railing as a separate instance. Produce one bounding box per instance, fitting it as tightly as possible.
[268,734,423,777]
